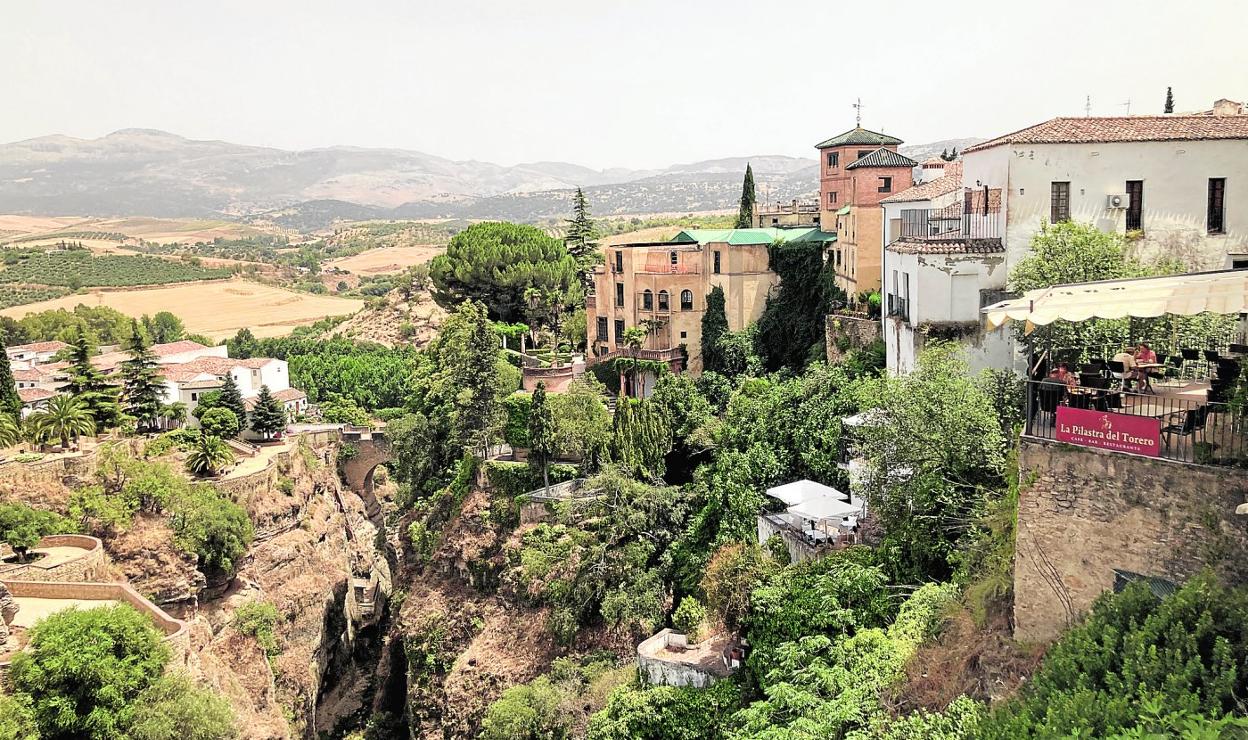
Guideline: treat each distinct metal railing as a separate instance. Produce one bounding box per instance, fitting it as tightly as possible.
[757,200,820,216]
[897,206,1002,241]
[886,294,910,322]
[1023,379,1246,467]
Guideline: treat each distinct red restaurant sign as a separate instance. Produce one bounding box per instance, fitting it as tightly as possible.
[1055,406,1161,457]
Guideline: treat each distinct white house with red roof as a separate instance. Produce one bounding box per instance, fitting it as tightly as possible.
[879,100,1248,376]
[960,100,1248,269]
[6,341,69,369]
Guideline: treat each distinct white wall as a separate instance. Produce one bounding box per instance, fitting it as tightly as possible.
[257,361,289,393]
[987,140,1248,268]
[157,344,227,366]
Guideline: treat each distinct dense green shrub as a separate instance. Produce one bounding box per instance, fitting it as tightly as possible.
[233,600,281,657]
[10,605,170,739]
[587,681,740,740]
[125,673,239,740]
[484,460,578,498]
[0,502,75,557]
[170,486,254,575]
[503,393,532,448]
[982,573,1248,738]
[479,676,569,740]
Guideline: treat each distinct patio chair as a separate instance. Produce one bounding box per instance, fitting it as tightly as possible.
[1107,360,1131,390]
[1035,381,1064,424]
[1180,348,1202,379]
[1161,405,1208,453]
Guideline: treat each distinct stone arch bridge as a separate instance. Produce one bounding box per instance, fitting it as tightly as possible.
[339,426,393,496]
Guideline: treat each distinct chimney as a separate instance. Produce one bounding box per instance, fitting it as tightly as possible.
[1212,99,1245,116]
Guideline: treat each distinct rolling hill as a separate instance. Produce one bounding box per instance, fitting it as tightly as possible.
[0,129,979,227]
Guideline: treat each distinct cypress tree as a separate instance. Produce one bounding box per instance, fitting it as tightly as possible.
[58,328,120,430]
[528,382,554,491]
[249,385,287,439]
[119,319,165,432]
[700,286,729,373]
[735,164,756,229]
[0,334,21,420]
[217,374,247,434]
[1164,86,1175,113]
[565,188,602,290]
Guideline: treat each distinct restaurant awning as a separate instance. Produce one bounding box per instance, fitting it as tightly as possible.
[982,269,1248,332]
[765,480,849,506]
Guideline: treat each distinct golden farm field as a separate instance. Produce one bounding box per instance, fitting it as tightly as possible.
[0,278,364,339]
[326,245,445,274]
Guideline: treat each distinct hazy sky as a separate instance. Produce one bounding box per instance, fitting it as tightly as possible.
[4,0,1245,169]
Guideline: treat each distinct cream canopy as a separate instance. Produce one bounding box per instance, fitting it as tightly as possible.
[983,269,1248,333]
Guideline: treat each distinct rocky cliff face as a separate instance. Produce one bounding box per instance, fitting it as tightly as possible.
[0,435,395,739]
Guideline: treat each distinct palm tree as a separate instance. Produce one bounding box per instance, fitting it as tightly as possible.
[27,395,96,450]
[0,413,21,448]
[185,433,235,477]
[162,401,188,429]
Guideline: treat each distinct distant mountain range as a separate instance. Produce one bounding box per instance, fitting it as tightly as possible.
[0,129,982,228]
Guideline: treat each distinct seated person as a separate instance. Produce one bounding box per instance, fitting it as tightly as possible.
[1048,363,1078,389]
[1131,342,1158,389]
[1112,349,1138,389]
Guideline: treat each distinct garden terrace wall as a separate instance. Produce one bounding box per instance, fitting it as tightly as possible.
[1014,437,1248,642]
[0,579,189,677]
[0,535,108,582]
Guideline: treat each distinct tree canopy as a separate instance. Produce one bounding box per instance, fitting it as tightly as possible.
[429,222,581,323]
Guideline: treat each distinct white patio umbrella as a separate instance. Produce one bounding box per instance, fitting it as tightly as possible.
[765,479,849,506]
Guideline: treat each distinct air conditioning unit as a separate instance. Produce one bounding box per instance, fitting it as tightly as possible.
[1106,193,1130,209]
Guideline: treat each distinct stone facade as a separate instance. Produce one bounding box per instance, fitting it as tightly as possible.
[824,312,882,364]
[636,629,736,688]
[1014,437,1248,643]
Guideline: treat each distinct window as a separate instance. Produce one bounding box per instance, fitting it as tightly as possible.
[670,251,678,267]
[878,176,892,193]
[658,290,669,311]
[713,251,721,274]
[680,290,693,311]
[827,191,838,206]
[771,217,778,225]
[615,282,624,307]
[680,331,687,339]
[614,251,623,272]
[614,319,625,343]
[1232,258,1248,270]
[1050,181,1071,223]
[1208,178,1226,234]
[596,317,608,340]
[191,392,198,401]
[642,289,653,310]
[857,149,871,160]
[827,151,839,168]
[1126,180,1143,231]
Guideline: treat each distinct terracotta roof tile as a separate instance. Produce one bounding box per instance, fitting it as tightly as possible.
[18,388,56,404]
[243,388,306,410]
[881,162,963,203]
[887,238,1005,255]
[965,115,1248,152]
[151,340,211,357]
[8,341,68,354]
[815,127,904,149]
[12,368,44,381]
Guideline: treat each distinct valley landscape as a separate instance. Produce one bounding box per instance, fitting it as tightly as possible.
[1,2,1246,740]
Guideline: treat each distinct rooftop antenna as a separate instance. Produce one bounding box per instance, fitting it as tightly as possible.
[1084,95,1092,117]
[853,97,863,127]
[1119,98,1132,115]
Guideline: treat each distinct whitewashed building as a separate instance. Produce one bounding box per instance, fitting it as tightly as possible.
[881,100,1248,375]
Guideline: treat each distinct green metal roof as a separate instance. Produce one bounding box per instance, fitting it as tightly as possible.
[671,227,836,246]
[836,205,852,216]
[815,127,904,149]
[845,147,919,169]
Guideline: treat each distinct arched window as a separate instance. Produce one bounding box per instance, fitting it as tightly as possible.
[658,290,669,311]
[680,290,693,311]
[642,289,653,310]
[670,251,678,265]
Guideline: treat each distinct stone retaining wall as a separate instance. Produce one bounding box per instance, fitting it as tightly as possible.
[1014,437,1248,642]
[0,579,189,673]
[825,312,881,364]
[0,535,108,582]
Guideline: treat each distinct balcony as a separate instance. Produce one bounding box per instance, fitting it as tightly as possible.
[896,202,1002,242]
[638,262,701,275]
[886,294,910,322]
[757,200,820,216]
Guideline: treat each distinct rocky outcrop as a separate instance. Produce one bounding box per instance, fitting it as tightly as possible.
[0,582,17,644]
